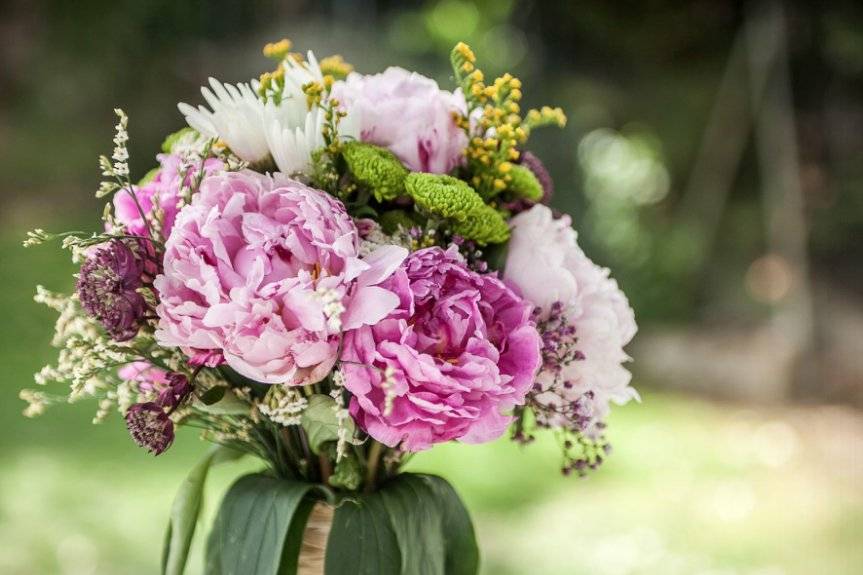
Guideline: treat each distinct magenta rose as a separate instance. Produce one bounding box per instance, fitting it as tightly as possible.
[154,170,406,385]
[340,246,542,451]
[113,153,223,238]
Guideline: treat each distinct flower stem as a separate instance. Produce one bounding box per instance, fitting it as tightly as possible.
[364,440,384,494]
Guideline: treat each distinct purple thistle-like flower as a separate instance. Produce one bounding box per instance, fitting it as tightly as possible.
[77,240,148,341]
[125,402,174,455]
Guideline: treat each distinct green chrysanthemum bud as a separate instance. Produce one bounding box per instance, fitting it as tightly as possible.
[451,204,510,245]
[507,164,544,202]
[404,173,485,222]
[342,142,409,202]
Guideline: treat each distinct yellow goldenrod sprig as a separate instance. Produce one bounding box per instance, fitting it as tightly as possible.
[320,55,354,80]
[449,41,566,200]
[263,38,292,61]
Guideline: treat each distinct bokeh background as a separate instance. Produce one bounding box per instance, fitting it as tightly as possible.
[1,1,861,573]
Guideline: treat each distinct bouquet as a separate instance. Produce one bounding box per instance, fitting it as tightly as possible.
[21,39,637,575]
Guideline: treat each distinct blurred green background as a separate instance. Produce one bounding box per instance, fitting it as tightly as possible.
[1,1,861,573]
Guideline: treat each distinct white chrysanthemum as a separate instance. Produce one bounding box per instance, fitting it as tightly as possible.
[178,79,269,163]
[179,51,358,175]
[505,204,638,434]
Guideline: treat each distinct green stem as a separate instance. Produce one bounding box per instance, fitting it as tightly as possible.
[364,440,384,494]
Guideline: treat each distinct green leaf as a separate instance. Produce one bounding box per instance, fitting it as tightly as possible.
[162,445,244,575]
[301,395,355,455]
[325,474,479,575]
[205,474,317,575]
[195,389,249,416]
[198,386,227,406]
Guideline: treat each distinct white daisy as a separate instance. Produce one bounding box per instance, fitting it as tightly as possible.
[178,78,268,164]
[179,51,360,176]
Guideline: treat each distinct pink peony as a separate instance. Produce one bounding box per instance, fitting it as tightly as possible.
[340,246,542,451]
[113,153,223,238]
[331,67,468,174]
[154,170,406,385]
[504,205,637,434]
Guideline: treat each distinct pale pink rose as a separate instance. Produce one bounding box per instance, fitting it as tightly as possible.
[154,170,406,385]
[113,153,223,238]
[331,67,468,173]
[504,205,637,434]
[341,246,542,451]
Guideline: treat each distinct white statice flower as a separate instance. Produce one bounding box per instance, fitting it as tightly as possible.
[179,51,358,176]
[258,385,308,427]
[504,204,638,435]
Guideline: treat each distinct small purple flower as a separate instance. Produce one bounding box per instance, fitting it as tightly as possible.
[156,372,192,410]
[125,402,174,455]
[77,240,148,341]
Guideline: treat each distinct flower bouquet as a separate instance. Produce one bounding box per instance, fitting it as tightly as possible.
[21,39,637,575]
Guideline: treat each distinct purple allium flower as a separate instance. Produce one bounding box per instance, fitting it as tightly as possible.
[77,240,148,341]
[340,246,542,451]
[125,402,174,455]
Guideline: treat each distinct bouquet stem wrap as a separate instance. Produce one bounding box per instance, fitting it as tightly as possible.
[298,503,333,575]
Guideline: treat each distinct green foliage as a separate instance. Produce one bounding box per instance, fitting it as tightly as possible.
[138,166,160,186]
[301,394,355,455]
[161,127,196,154]
[342,142,409,202]
[161,445,244,575]
[325,473,479,575]
[328,449,362,491]
[506,164,543,202]
[379,210,417,234]
[205,474,317,575]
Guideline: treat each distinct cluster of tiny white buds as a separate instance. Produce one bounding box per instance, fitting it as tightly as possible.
[19,389,48,418]
[329,369,355,461]
[381,365,397,417]
[316,286,346,332]
[111,108,130,178]
[93,396,115,424]
[258,385,308,426]
[23,229,49,247]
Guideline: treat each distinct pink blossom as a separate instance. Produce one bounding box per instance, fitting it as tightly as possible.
[113,153,223,238]
[118,362,170,391]
[341,246,542,451]
[154,170,406,385]
[504,205,637,434]
[331,68,468,174]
